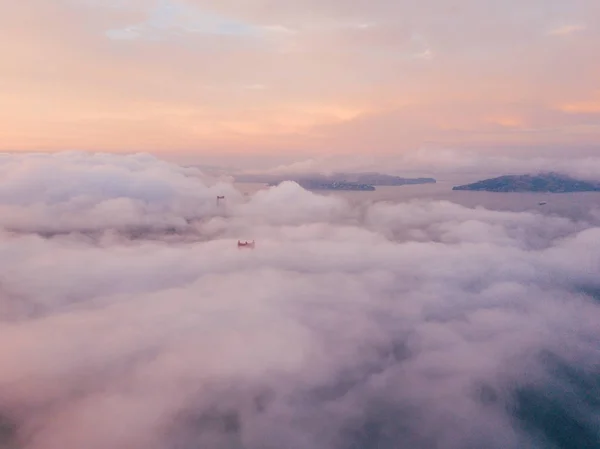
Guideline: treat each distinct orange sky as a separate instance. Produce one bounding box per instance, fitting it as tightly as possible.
[1,0,599,161]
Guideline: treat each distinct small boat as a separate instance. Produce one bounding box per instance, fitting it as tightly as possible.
[237,240,255,249]
[538,201,547,206]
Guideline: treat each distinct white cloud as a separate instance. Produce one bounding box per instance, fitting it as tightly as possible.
[0,152,599,449]
[0,152,241,234]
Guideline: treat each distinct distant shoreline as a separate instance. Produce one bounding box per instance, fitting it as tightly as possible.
[453,173,600,193]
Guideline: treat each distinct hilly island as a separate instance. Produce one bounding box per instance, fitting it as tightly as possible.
[453,172,600,193]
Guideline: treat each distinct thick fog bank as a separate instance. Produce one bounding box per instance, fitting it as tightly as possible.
[0,153,598,449]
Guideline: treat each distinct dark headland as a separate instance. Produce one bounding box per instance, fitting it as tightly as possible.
[269,180,376,191]
[453,172,600,193]
[238,172,437,191]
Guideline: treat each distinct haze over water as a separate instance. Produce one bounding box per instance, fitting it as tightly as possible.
[236,181,600,221]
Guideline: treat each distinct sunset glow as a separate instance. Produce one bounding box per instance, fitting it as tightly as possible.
[1,0,599,160]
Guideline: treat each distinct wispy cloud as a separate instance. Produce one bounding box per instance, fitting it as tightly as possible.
[554,91,600,114]
[414,48,434,60]
[244,84,268,90]
[105,26,144,40]
[105,0,259,41]
[548,24,587,36]
[261,25,297,35]
[3,0,600,154]
[410,34,434,60]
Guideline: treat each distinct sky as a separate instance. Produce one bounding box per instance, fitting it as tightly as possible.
[0,152,599,448]
[1,0,599,166]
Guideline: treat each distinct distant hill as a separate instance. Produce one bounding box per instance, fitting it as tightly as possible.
[269,180,376,191]
[453,172,600,193]
[235,171,436,187]
[338,172,436,186]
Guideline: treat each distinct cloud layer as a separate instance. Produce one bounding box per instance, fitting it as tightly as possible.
[0,153,599,449]
[0,152,240,234]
